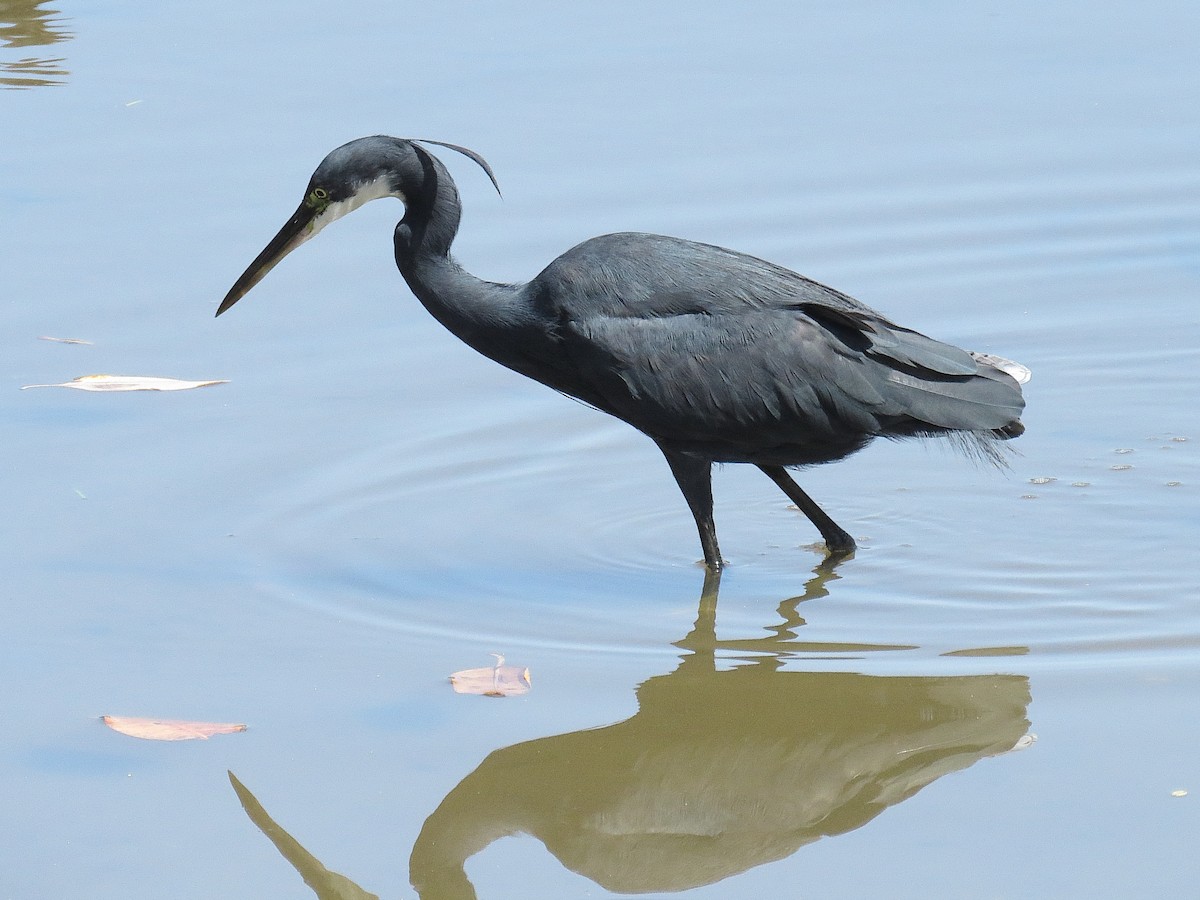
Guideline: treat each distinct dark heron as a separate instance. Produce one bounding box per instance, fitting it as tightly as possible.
[217,136,1028,569]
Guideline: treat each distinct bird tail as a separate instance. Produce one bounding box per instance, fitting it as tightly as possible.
[940,426,1022,468]
[876,349,1028,467]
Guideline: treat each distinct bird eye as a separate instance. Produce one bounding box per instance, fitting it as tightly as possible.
[305,186,331,213]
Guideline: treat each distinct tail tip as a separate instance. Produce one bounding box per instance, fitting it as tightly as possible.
[996,420,1025,439]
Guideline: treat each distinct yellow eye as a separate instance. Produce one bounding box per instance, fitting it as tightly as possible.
[305,186,331,213]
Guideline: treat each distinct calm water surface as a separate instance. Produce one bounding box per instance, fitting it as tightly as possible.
[3,1,1198,897]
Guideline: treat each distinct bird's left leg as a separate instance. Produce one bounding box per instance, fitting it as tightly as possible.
[658,445,725,570]
[757,465,856,555]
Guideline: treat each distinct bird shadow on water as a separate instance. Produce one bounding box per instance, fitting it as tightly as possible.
[229,562,1033,900]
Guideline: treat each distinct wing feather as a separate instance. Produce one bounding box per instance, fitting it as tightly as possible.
[530,232,1025,459]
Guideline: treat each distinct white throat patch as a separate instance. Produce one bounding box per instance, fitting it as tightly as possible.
[310,174,403,238]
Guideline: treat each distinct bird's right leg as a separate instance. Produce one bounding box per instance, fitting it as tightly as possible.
[658,445,725,570]
[757,465,856,555]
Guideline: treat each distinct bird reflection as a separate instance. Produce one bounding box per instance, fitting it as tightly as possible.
[228,771,380,900]
[0,1,72,89]
[409,565,1032,899]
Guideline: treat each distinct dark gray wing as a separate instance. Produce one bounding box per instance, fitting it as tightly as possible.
[532,233,1025,453]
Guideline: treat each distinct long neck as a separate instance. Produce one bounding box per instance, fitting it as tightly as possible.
[392,161,543,372]
[395,147,464,261]
[409,784,515,900]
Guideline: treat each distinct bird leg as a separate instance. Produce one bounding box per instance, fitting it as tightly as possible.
[757,465,856,555]
[658,446,725,570]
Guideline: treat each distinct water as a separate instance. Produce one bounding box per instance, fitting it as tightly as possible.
[3,1,1198,897]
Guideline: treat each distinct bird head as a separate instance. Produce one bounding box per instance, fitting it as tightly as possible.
[216,136,499,316]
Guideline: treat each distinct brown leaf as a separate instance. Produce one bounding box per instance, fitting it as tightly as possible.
[102,715,247,741]
[22,374,229,392]
[450,654,531,697]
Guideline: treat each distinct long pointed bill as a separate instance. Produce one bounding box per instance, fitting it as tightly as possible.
[216,201,319,316]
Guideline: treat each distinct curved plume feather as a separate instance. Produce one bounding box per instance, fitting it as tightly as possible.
[411,138,503,198]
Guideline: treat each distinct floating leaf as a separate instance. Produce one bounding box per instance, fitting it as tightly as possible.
[38,335,93,345]
[22,374,228,392]
[450,654,531,697]
[970,352,1031,384]
[102,715,247,741]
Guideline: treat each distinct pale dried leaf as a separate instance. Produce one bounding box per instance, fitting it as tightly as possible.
[22,374,229,392]
[102,715,247,741]
[971,351,1032,385]
[450,659,531,697]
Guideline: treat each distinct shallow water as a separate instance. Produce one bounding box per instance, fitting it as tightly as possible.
[4,1,1199,897]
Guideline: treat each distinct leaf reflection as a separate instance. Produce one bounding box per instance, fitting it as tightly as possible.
[410,564,1032,899]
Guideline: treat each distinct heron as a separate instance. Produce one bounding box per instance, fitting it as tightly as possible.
[217,135,1028,569]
